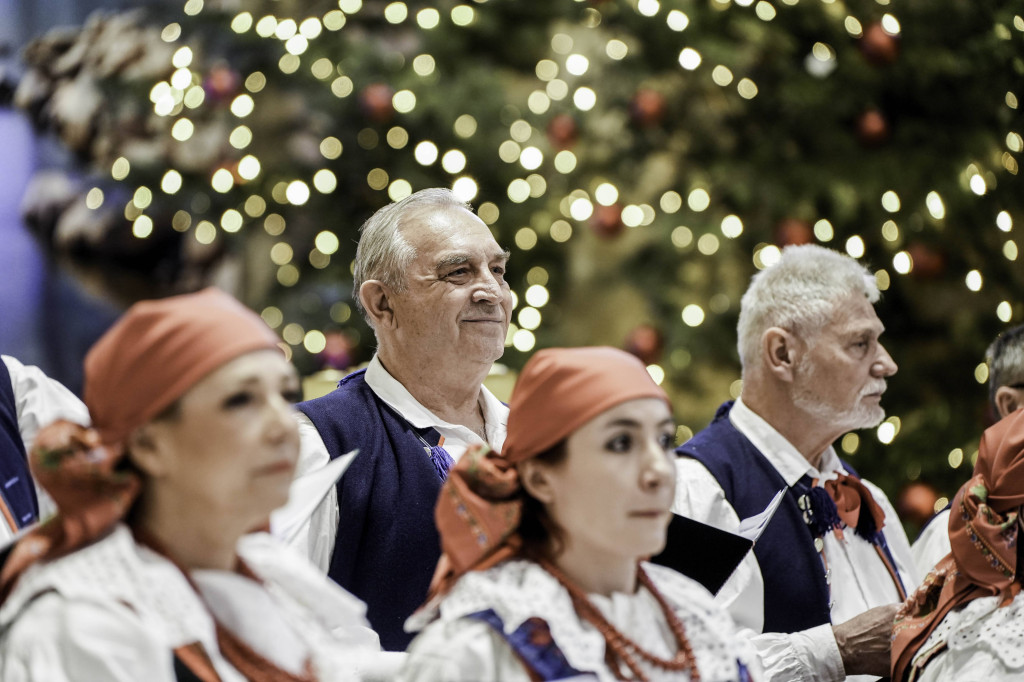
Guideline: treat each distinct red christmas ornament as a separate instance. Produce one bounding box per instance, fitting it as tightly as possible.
[546,113,578,150]
[624,324,665,365]
[204,64,241,102]
[896,481,940,530]
[358,83,395,123]
[774,218,814,246]
[856,109,889,146]
[906,242,946,279]
[859,23,900,66]
[629,89,667,128]
[589,203,624,239]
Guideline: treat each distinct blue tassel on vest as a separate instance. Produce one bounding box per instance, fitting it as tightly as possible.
[806,486,842,538]
[429,444,455,481]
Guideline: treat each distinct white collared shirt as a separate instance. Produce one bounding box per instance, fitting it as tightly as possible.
[911,507,951,576]
[363,355,508,461]
[279,355,509,573]
[673,397,918,682]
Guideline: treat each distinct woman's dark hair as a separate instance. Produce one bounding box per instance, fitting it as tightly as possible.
[517,439,569,562]
[118,397,182,524]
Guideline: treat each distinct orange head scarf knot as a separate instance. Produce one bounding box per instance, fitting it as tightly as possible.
[428,444,523,599]
[892,408,1024,681]
[0,288,281,604]
[425,346,671,603]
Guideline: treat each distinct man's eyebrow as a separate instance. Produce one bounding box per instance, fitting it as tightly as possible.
[435,249,510,271]
[435,254,470,271]
[844,324,884,340]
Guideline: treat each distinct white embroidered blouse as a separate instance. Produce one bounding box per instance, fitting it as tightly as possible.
[398,559,762,682]
[0,525,402,681]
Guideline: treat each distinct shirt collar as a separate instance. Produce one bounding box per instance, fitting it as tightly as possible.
[728,396,843,486]
[364,354,508,438]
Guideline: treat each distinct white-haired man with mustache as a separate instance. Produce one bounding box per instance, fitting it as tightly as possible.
[288,188,513,654]
[672,244,917,682]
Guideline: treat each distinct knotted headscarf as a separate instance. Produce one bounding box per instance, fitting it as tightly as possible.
[891,408,1024,681]
[0,288,282,601]
[427,346,671,600]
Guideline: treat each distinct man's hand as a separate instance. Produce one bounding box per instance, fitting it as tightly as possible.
[832,603,899,677]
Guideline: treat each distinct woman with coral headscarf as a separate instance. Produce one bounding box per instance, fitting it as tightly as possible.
[398,346,761,682]
[891,407,1024,681]
[0,288,393,682]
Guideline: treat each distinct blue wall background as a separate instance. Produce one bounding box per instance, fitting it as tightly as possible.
[0,0,165,394]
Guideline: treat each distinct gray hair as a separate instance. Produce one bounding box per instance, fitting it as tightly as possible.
[736,244,879,373]
[986,323,1024,411]
[352,187,471,325]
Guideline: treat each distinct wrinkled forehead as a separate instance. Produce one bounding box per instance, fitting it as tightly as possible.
[404,207,506,260]
[818,293,884,337]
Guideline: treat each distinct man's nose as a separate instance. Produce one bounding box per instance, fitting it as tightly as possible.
[472,272,502,303]
[873,344,898,377]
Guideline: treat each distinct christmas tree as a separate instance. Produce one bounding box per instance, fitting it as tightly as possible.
[13,0,1024,516]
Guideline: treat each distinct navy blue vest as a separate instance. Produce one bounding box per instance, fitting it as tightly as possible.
[297,370,444,652]
[0,359,39,532]
[677,401,832,633]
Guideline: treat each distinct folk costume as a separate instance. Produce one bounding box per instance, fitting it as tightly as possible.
[674,398,916,682]
[400,347,761,682]
[0,289,385,682]
[293,354,508,651]
[891,408,1024,682]
[0,355,90,541]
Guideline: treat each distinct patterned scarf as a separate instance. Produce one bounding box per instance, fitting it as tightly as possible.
[891,408,1024,681]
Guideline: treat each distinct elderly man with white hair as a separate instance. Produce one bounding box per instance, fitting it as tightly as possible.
[672,244,918,682]
[285,188,513,652]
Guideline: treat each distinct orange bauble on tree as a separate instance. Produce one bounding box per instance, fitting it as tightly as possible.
[859,23,900,66]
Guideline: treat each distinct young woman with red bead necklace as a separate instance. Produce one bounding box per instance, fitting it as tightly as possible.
[399,346,760,681]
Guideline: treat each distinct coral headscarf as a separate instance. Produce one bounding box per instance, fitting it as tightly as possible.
[891,408,1024,681]
[0,288,282,600]
[427,346,671,601]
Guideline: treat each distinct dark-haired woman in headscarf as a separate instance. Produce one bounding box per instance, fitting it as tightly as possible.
[399,346,760,681]
[0,289,391,681]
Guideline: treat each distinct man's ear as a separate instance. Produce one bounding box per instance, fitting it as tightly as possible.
[359,280,396,329]
[518,459,555,505]
[995,386,1023,420]
[126,423,169,478]
[763,327,799,383]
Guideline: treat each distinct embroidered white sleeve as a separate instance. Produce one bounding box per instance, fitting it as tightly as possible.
[748,623,844,682]
[0,593,177,682]
[913,593,1024,680]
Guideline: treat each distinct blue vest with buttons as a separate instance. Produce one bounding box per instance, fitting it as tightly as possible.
[0,359,39,532]
[676,401,832,633]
